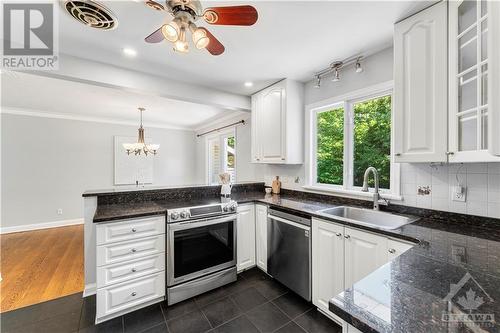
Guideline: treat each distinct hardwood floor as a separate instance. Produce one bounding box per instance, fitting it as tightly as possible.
[0,225,84,313]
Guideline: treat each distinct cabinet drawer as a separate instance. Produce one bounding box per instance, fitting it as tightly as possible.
[97,254,165,288]
[96,273,165,319]
[97,235,165,266]
[96,216,165,245]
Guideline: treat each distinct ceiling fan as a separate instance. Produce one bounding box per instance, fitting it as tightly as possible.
[143,0,258,55]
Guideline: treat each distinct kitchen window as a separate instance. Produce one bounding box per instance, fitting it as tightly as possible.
[207,130,236,185]
[307,83,400,198]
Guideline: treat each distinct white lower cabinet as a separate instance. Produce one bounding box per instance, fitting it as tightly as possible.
[255,204,268,272]
[387,238,414,261]
[237,204,256,272]
[312,219,344,314]
[95,216,166,324]
[312,218,415,328]
[96,273,165,320]
[344,227,388,288]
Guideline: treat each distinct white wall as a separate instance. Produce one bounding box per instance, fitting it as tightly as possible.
[237,47,500,219]
[1,113,202,229]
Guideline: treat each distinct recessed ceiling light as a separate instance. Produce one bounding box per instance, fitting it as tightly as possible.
[244,82,253,87]
[123,48,137,57]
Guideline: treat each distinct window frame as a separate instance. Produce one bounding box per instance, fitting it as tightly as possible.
[205,128,237,185]
[305,81,401,200]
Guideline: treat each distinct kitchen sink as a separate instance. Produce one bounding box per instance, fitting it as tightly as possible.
[318,206,419,230]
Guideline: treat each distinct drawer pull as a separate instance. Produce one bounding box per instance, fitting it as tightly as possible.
[131,228,137,233]
[344,234,350,239]
[335,232,342,237]
[131,292,137,297]
[131,268,137,272]
[388,248,396,254]
[131,248,137,253]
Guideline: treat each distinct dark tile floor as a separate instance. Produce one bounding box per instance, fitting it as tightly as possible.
[0,268,342,333]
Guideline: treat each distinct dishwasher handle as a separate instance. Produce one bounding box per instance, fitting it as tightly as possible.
[268,214,311,231]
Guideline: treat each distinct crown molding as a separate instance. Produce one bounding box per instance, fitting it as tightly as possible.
[1,107,193,131]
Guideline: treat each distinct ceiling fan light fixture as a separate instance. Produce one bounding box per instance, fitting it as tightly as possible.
[173,26,189,52]
[162,20,180,42]
[192,28,210,49]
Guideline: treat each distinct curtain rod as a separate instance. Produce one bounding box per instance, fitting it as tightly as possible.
[196,120,245,137]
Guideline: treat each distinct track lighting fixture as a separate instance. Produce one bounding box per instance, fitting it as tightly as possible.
[313,55,364,86]
[355,58,363,73]
[314,75,321,88]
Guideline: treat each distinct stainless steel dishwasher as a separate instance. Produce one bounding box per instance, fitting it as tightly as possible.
[267,209,311,301]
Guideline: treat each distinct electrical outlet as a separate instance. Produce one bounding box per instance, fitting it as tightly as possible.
[57,208,63,215]
[452,186,466,202]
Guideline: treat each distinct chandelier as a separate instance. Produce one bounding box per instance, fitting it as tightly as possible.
[123,107,160,156]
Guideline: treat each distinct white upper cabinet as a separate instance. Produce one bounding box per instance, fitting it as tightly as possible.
[394,0,500,163]
[251,79,304,164]
[489,1,500,156]
[449,0,500,162]
[394,1,448,162]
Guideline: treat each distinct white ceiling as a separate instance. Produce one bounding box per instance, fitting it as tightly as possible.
[1,72,244,129]
[58,0,435,95]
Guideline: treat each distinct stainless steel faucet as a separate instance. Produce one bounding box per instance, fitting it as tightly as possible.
[361,167,384,210]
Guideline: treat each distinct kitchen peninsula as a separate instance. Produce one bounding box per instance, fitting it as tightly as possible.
[83,182,500,332]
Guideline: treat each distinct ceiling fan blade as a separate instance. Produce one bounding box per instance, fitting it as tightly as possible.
[145,0,165,11]
[203,5,258,26]
[144,26,164,43]
[199,27,225,55]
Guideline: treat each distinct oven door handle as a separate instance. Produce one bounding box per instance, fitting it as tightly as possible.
[169,214,236,231]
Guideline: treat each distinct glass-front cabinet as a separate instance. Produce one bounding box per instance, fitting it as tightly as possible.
[449,0,499,162]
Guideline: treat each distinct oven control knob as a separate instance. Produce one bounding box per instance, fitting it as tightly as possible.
[180,211,188,219]
[171,212,179,220]
[223,206,229,212]
[229,205,236,212]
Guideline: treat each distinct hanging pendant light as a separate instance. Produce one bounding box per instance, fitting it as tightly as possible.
[123,107,160,156]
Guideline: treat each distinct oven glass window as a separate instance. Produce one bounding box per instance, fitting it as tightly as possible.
[174,221,234,278]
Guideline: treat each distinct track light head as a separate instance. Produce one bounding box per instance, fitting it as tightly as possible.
[314,75,321,88]
[331,62,342,82]
[332,67,340,82]
[355,58,363,73]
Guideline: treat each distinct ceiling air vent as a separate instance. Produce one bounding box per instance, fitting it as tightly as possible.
[64,0,118,30]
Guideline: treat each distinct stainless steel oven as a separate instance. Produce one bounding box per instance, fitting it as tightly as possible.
[166,202,237,305]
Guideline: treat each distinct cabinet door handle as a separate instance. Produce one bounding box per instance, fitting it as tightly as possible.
[446,151,454,155]
[131,248,137,253]
[131,292,137,297]
[344,234,350,239]
[131,228,137,233]
[131,268,137,272]
[388,248,396,254]
[395,153,401,156]
[335,232,342,237]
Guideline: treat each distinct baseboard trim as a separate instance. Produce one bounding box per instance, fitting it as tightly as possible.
[83,283,96,297]
[0,218,84,234]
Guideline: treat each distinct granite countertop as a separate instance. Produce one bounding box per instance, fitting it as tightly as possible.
[329,217,500,333]
[91,190,500,332]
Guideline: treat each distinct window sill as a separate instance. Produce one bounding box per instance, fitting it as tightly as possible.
[302,185,403,202]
